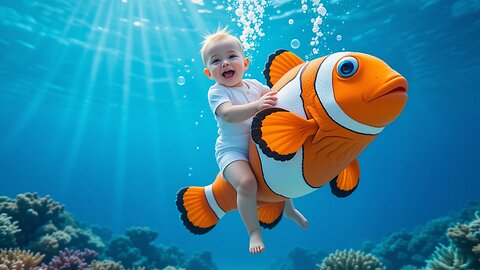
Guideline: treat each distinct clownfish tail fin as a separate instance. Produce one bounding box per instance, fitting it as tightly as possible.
[258,202,285,229]
[176,185,222,235]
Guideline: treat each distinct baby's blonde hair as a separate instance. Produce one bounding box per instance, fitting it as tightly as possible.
[200,26,244,64]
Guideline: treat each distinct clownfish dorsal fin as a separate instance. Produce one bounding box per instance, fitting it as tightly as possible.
[263,49,305,87]
[330,159,360,198]
[251,108,318,161]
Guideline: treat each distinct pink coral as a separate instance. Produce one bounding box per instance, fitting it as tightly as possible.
[41,249,97,270]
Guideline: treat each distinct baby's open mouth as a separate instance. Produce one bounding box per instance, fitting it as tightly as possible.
[222,70,235,79]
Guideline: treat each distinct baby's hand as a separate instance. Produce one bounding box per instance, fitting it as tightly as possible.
[256,91,278,111]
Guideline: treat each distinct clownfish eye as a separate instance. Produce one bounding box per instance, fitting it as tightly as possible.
[337,56,359,78]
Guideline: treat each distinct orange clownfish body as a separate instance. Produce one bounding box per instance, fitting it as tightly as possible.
[176,50,408,234]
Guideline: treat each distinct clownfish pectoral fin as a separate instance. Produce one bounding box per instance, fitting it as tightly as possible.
[330,159,360,198]
[251,108,319,161]
[263,49,305,87]
[176,186,220,235]
[258,202,285,230]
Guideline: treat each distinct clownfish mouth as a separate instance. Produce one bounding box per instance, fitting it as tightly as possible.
[369,76,408,102]
[222,70,235,79]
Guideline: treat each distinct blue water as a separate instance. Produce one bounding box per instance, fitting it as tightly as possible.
[0,0,479,269]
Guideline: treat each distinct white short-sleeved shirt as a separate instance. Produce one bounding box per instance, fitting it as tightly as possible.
[208,79,270,171]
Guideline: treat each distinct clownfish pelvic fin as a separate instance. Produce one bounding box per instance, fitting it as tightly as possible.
[329,159,360,198]
[258,201,285,229]
[263,49,305,87]
[176,186,221,235]
[251,108,318,161]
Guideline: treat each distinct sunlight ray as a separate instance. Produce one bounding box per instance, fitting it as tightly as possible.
[112,0,135,228]
[57,0,114,194]
[43,1,115,162]
[150,1,179,106]
[138,0,155,100]
[0,1,95,155]
[138,0,163,192]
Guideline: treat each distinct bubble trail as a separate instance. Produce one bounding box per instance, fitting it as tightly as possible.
[227,0,268,52]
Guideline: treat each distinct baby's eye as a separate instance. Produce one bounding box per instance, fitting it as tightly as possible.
[211,59,220,64]
[229,55,238,59]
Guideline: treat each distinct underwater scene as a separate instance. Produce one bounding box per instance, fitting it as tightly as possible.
[0,0,479,269]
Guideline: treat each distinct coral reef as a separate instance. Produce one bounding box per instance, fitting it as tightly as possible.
[0,214,20,248]
[184,252,217,270]
[90,226,113,244]
[125,227,158,250]
[0,193,64,247]
[106,227,205,269]
[106,236,146,268]
[87,260,125,270]
[425,211,480,269]
[40,248,98,270]
[0,193,217,270]
[316,249,384,270]
[0,248,44,270]
[370,201,480,268]
[162,266,186,270]
[0,193,106,261]
[447,211,480,262]
[268,247,327,270]
[425,244,473,270]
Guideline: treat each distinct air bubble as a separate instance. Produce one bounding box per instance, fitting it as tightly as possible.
[177,76,185,85]
[291,39,300,49]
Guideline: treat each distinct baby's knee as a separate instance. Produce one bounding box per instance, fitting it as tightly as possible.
[236,177,257,195]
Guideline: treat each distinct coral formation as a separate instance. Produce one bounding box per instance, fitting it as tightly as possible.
[370,201,480,268]
[125,227,158,250]
[425,211,480,269]
[87,260,125,270]
[0,193,106,261]
[398,266,419,270]
[425,244,473,269]
[162,266,186,270]
[0,214,20,248]
[447,211,480,260]
[0,193,217,270]
[184,252,217,270]
[268,247,327,270]
[0,248,44,270]
[105,227,203,269]
[41,248,98,270]
[270,202,480,270]
[0,193,64,247]
[316,249,384,270]
[106,236,145,268]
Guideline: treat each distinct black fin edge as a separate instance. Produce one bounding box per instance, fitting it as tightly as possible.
[251,107,296,162]
[329,176,360,198]
[176,187,215,235]
[259,210,283,230]
[263,49,289,88]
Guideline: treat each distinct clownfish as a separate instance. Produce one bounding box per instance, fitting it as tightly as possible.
[176,50,408,234]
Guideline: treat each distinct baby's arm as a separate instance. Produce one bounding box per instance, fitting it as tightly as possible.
[216,92,277,123]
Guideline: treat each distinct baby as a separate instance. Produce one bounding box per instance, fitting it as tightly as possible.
[201,27,308,254]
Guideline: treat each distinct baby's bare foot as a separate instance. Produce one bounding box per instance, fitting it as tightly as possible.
[286,209,308,229]
[249,229,265,254]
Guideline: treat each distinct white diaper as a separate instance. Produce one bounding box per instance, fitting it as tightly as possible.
[216,149,249,180]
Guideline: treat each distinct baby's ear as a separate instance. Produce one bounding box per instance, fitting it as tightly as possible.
[204,68,212,78]
[244,58,250,69]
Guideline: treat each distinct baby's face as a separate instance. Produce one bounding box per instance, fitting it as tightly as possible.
[203,39,249,87]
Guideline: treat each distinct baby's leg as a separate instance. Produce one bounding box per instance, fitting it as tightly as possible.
[284,199,308,229]
[224,160,265,254]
